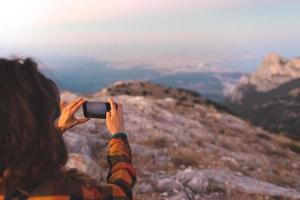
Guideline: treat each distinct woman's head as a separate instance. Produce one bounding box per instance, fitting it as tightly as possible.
[0,58,68,192]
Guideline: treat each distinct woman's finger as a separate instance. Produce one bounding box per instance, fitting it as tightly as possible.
[70,99,86,115]
[69,98,84,110]
[60,100,67,110]
[65,98,83,110]
[108,98,117,114]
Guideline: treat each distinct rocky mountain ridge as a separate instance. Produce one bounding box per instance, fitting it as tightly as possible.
[230,53,300,101]
[226,53,300,139]
[62,80,300,200]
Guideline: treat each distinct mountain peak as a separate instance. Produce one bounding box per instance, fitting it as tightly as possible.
[263,53,286,64]
[261,53,287,73]
[252,53,287,81]
[236,53,300,92]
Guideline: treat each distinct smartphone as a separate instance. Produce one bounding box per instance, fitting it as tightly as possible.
[82,101,118,119]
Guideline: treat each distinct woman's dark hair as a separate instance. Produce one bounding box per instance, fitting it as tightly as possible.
[0,58,68,194]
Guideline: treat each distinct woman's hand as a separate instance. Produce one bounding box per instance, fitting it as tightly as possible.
[106,97,125,135]
[56,98,90,134]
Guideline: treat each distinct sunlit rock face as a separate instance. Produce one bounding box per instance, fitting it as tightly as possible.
[228,53,300,102]
[62,80,300,200]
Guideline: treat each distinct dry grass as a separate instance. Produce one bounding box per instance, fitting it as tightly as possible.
[271,134,300,154]
[195,138,205,147]
[264,148,286,157]
[280,142,300,154]
[266,167,299,188]
[144,136,169,148]
[256,133,272,140]
[171,149,198,167]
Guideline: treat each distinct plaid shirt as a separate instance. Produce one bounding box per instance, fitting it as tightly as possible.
[0,134,136,200]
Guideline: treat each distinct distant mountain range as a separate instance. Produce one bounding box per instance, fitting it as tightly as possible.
[42,58,243,103]
[226,53,300,139]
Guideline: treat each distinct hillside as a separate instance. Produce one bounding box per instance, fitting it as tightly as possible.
[226,79,300,139]
[62,81,300,200]
[93,80,231,113]
[226,54,300,139]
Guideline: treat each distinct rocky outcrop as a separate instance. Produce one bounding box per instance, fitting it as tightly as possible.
[62,81,300,200]
[226,54,300,138]
[140,168,300,200]
[229,53,300,102]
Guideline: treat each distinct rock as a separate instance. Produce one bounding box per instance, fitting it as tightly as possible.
[153,154,171,165]
[292,163,299,169]
[135,182,154,194]
[63,132,93,157]
[131,143,151,157]
[176,169,209,193]
[153,168,300,199]
[168,192,189,200]
[155,178,181,193]
[66,153,103,181]
[63,131,107,158]
[203,169,300,199]
[221,157,239,168]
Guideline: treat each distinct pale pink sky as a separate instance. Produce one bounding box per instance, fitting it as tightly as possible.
[0,0,299,63]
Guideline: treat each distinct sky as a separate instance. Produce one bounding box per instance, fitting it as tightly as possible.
[0,0,300,72]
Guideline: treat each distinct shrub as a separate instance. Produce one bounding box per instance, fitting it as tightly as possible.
[171,150,198,167]
[264,148,286,157]
[279,142,300,154]
[195,138,205,147]
[147,136,168,148]
[140,82,145,87]
[256,133,271,140]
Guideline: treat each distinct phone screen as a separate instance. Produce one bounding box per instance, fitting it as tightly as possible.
[83,102,108,118]
[83,101,118,119]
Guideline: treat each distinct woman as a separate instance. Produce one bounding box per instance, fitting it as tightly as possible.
[0,58,136,199]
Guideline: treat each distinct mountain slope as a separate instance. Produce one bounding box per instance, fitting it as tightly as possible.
[62,81,300,200]
[226,79,300,139]
[227,54,300,139]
